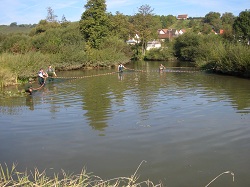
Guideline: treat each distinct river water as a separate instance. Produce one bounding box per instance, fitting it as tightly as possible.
[0,61,250,186]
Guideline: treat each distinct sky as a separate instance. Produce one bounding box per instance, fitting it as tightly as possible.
[0,0,249,25]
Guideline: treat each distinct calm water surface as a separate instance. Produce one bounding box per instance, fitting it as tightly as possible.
[0,61,250,186]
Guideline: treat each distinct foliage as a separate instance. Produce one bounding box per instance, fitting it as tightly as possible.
[0,67,16,87]
[32,24,84,54]
[0,52,52,79]
[221,23,234,41]
[0,25,32,34]
[188,19,202,33]
[221,12,235,25]
[29,20,61,35]
[209,43,250,76]
[203,12,222,33]
[145,46,174,61]
[10,22,17,27]
[158,15,177,28]
[84,37,132,66]
[108,12,132,42]
[173,32,203,61]
[1,7,250,85]
[175,19,190,30]
[188,36,250,77]
[79,0,110,49]
[0,33,33,54]
[131,4,161,58]
[233,9,250,43]
[0,20,133,86]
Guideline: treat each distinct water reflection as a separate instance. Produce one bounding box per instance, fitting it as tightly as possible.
[1,61,250,186]
[25,95,34,110]
[118,72,124,81]
[1,63,250,117]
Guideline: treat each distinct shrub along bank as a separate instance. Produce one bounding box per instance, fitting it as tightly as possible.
[1,19,250,87]
[173,33,250,77]
[0,23,132,87]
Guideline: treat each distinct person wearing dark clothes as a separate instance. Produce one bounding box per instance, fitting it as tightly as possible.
[47,65,57,77]
[24,79,33,95]
[118,64,126,72]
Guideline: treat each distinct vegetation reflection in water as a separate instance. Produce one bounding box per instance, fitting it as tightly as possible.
[1,61,249,116]
[0,61,249,186]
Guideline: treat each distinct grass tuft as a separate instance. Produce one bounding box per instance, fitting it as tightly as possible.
[0,161,163,187]
[0,162,234,187]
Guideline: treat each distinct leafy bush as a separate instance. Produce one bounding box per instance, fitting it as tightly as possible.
[0,67,16,87]
[144,47,174,61]
[0,52,52,80]
[173,32,203,61]
[196,40,250,76]
[0,34,33,54]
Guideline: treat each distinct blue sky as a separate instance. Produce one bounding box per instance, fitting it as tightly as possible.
[0,0,249,25]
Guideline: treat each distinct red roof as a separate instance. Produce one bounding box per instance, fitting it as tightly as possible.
[177,14,188,19]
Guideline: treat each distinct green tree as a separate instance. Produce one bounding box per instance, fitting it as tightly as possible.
[204,12,221,33]
[108,12,131,41]
[221,12,235,25]
[188,19,196,28]
[79,0,110,49]
[131,4,160,58]
[1,34,32,54]
[60,15,70,27]
[29,19,60,35]
[159,15,176,28]
[173,32,203,61]
[233,9,250,43]
[10,22,17,27]
[220,12,235,41]
[202,23,213,34]
[221,24,234,41]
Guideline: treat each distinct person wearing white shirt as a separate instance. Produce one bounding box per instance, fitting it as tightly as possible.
[38,68,48,85]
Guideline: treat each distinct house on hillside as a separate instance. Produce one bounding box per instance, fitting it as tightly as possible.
[158,29,173,41]
[146,40,161,50]
[179,29,186,35]
[157,28,186,41]
[126,34,140,45]
[177,14,188,20]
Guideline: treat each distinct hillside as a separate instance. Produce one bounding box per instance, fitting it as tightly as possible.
[0,19,204,35]
[0,25,33,34]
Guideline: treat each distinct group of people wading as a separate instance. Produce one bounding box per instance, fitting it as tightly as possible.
[25,63,166,95]
[25,65,57,95]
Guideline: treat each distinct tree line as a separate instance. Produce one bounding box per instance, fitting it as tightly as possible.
[0,0,250,86]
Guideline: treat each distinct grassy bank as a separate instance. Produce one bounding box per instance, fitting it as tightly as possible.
[0,162,162,187]
[0,48,131,87]
[0,22,132,87]
[0,162,234,187]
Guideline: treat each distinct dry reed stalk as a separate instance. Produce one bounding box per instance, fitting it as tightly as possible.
[205,171,234,187]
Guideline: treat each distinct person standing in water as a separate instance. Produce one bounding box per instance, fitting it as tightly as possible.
[118,63,126,72]
[47,65,57,77]
[159,64,166,72]
[38,68,48,85]
[24,78,33,95]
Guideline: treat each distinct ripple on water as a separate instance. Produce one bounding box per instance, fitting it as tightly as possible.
[1,68,250,186]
